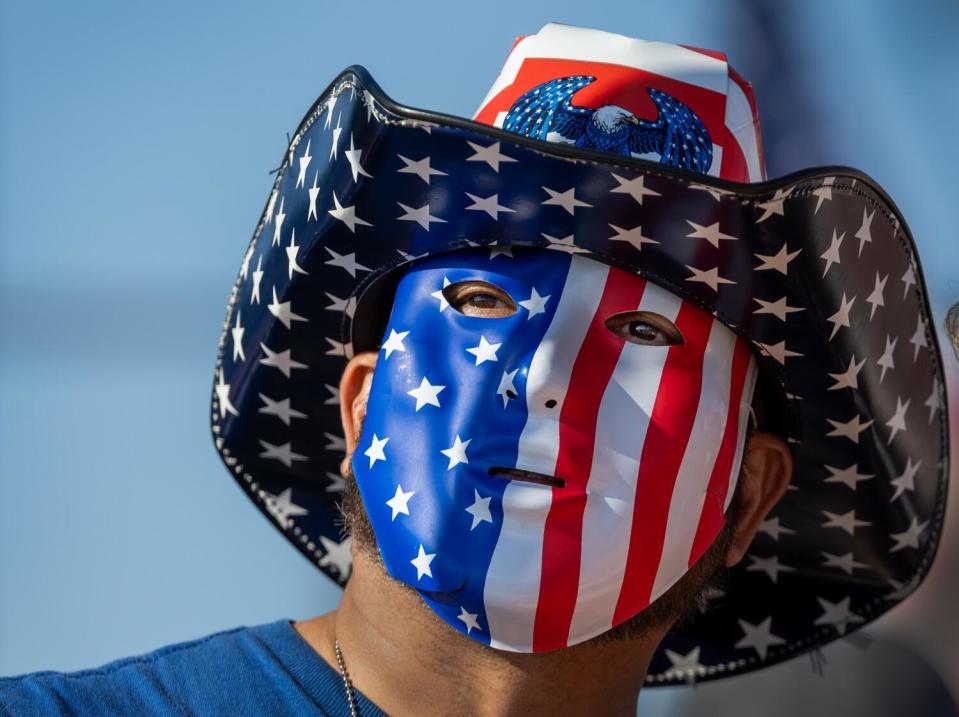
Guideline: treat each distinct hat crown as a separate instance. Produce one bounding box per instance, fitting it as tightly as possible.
[474,23,765,183]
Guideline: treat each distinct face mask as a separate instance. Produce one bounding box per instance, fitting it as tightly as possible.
[352,248,757,652]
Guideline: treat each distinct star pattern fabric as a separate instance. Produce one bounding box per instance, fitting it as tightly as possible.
[210,70,947,687]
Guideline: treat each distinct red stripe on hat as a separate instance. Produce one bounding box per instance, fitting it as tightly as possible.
[531,270,647,652]
[687,336,754,565]
[611,302,714,626]
[680,44,728,62]
[719,129,749,184]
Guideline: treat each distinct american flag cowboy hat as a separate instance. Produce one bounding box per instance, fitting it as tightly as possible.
[210,24,949,683]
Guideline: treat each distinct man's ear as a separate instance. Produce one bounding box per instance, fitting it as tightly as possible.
[725,431,794,567]
[338,351,378,476]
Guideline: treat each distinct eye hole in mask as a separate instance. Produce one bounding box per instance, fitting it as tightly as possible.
[443,280,518,318]
[605,311,685,347]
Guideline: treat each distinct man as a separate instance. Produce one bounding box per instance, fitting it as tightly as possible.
[1,23,948,717]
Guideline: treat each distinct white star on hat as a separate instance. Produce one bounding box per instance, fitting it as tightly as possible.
[686,220,737,248]
[259,342,308,378]
[258,393,307,425]
[822,509,871,535]
[542,186,591,215]
[397,154,446,184]
[397,201,446,230]
[465,192,514,220]
[344,133,373,182]
[754,243,801,274]
[735,616,784,660]
[890,457,921,501]
[215,368,239,418]
[609,223,658,252]
[819,229,845,278]
[826,293,856,340]
[231,311,246,361]
[329,191,372,233]
[890,516,928,552]
[854,207,875,256]
[685,264,736,292]
[286,229,309,279]
[826,413,874,443]
[466,140,517,172]
[295,138,312,189]
[258,440,308,468]
[824,463,874,491]
[611,173,661,204]
[828,354,866,391]
[814,596,863,635]
[319,535,352,579]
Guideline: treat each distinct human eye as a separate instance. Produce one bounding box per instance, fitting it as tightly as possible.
[443,280,518,319]
[604,311,685,346]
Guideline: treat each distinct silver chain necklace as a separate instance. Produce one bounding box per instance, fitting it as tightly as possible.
[334,638,359,717]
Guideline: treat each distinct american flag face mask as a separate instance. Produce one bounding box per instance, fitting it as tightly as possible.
[353,248,758,651]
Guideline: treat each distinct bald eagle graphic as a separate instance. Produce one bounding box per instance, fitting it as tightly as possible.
[503,75,713,173]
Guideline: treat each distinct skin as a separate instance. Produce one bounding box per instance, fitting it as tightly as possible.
[295,283,794,716]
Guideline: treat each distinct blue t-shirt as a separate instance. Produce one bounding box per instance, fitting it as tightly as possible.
[0,620,387,716]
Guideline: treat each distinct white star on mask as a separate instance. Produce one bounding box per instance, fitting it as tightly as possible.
[441,435,471,469]
[430,277,451,311]
[386,484,415,520]
[258,393,307,425]
[466,336,501,365]
[407,376,446,411]
[457,607,482,634]
[465,489,493,530]
[411,544,436,580]
[364,434,389,468]
[344,133,373,182]
[814,596,863,635]
[542,186,591,215]
[496,369,519,408]
[890,457,921,501]
[519,287,550,318]
[890,517,928,552]
[286,229,309,279]
[381,329,409,359]
[258,440,307,468]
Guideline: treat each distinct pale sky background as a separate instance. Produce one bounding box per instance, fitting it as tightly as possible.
[1,1,957,714]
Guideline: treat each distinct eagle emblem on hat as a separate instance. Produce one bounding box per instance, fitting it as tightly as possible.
[503,75,713,172]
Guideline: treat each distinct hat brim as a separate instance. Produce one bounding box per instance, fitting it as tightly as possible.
[211,66,949,684]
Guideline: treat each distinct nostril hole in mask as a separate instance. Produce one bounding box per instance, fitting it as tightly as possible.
[545,399,557,409]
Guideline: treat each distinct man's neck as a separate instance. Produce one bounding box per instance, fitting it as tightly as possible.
[295,549,665,716]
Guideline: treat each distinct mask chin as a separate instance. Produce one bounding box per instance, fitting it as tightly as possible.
[351,248,758,652]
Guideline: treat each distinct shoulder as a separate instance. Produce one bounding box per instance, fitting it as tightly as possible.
[0,621,325,717]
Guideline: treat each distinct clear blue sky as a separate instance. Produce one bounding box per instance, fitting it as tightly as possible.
[1,1,956,712]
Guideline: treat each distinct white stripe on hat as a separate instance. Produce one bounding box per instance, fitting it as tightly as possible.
[484,255,610,651]
[475,23,729,118]
[565,283,683,642]
[648,318,737,601]
[724,75,763,182]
